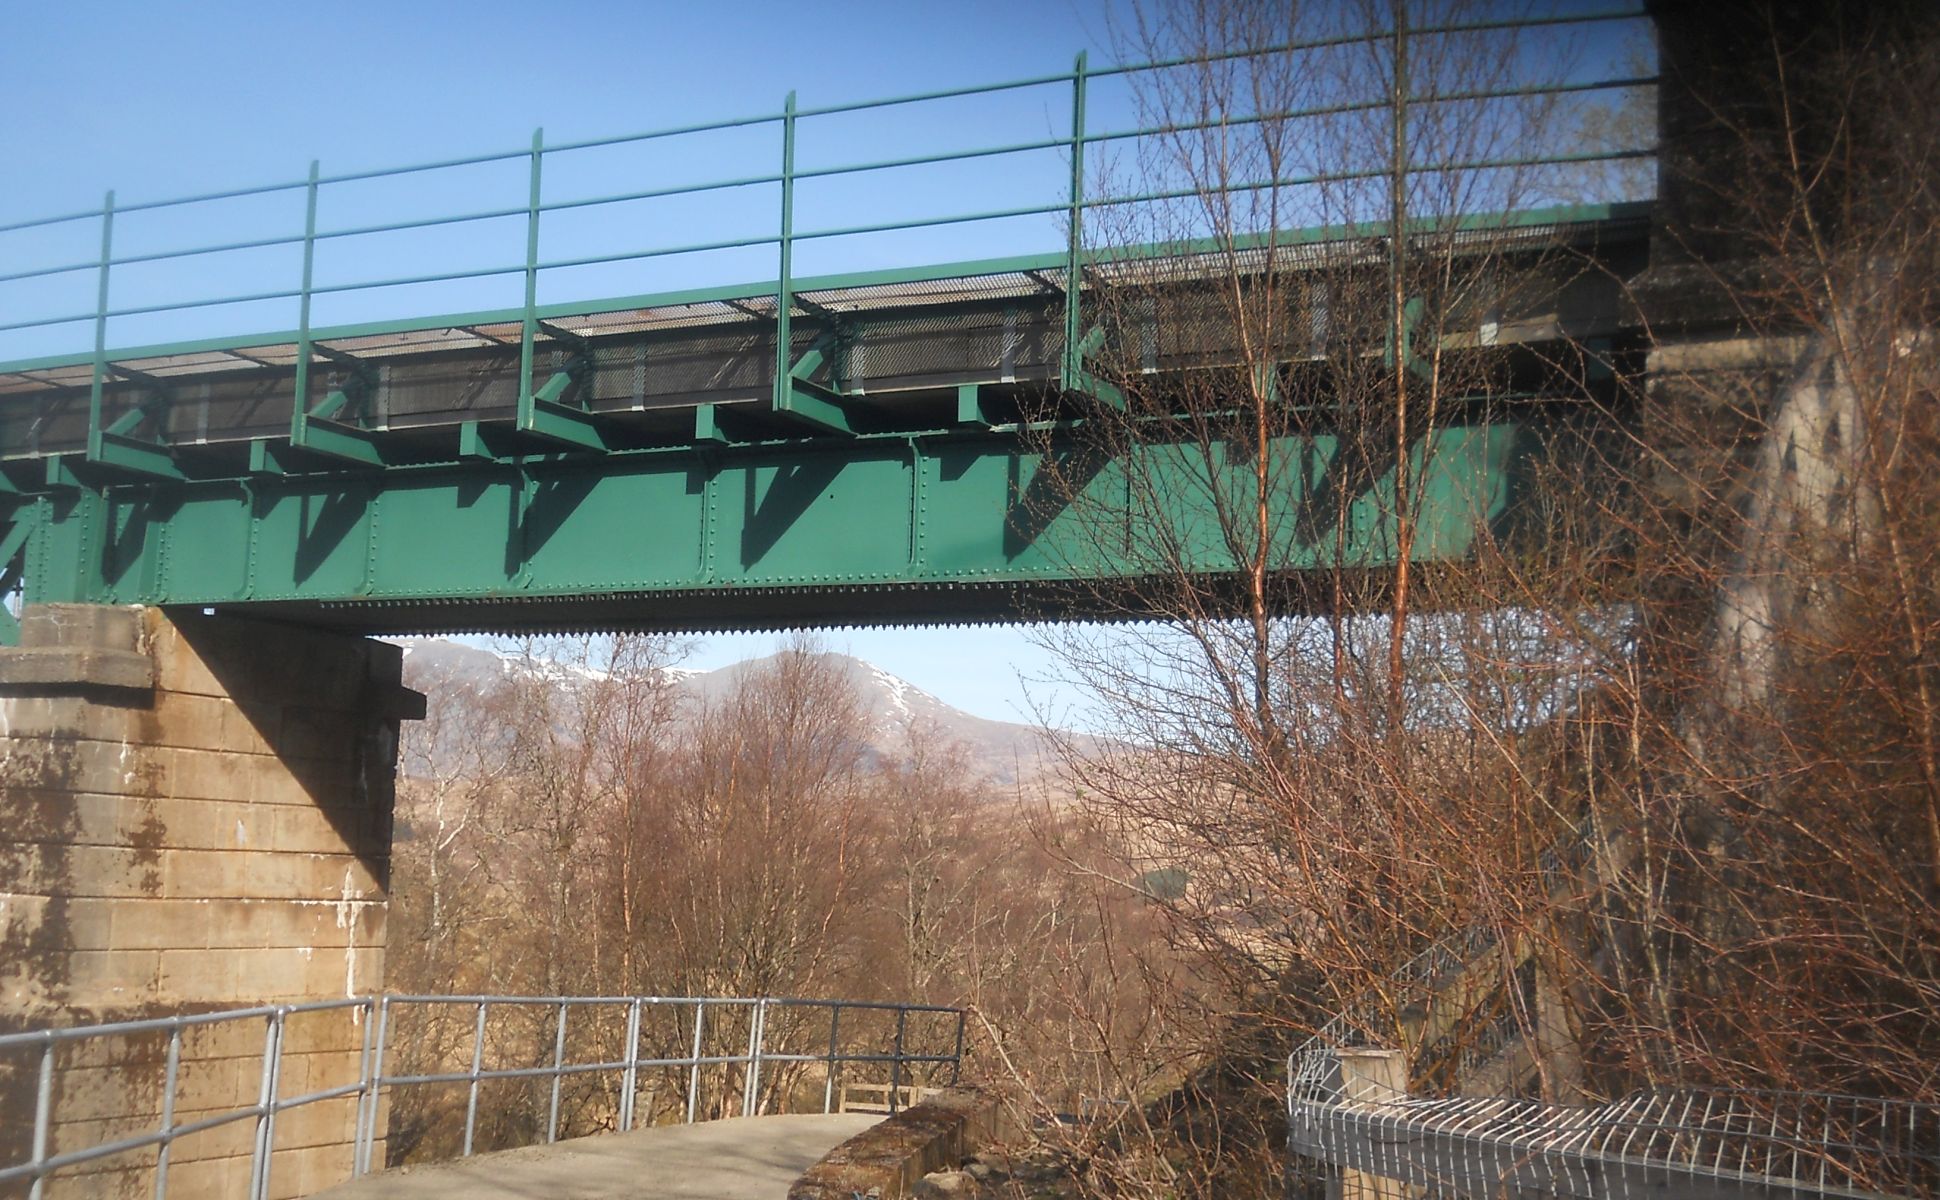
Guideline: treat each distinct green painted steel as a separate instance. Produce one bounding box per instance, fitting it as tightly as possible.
[0,10,1653,633]
[15,421,1531,627]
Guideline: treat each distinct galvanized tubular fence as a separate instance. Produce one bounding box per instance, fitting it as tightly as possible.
[0,7,1653,460]
[0,993,965,1200]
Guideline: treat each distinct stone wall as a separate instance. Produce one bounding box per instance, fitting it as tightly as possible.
[0,605,420,1200]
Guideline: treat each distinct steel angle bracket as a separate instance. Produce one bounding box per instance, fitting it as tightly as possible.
[773,325,860,436]
[86,369,185,482]
[1062,325,1127,411]
[515,323,617,453]
[287,347,390,469]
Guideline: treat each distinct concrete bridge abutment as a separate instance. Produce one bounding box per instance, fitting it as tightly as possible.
[0,604,421,1198]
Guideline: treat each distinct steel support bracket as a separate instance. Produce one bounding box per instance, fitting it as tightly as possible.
[85,373,182,480]
[522,395,613,452]
[516,351,615,452]
[89,430,185,481]
[292,348,386,465]
[294,418,388,467]
[694,403,732,445]
[773,329,858,436]
[956,383,991,427]
[1063,324,1127,411]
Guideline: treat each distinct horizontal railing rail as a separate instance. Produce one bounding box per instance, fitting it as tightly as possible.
[0,992,966,1200]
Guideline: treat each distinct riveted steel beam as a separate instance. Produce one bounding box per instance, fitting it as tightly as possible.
[17,417,1553,632]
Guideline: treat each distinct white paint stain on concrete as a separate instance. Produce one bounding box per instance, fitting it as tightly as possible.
[335,866,359,998]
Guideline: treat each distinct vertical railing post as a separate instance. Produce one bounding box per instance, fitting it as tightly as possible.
[619,998,643,1133]
[686,1001,706,1125]
[546,1002,568,1143]
[773,92,797,413]
[347,999,373,1178]
[86,191,115,461]
[741,1000,764,1118]
[28,1035,52,1200]
[823,1004,841,1114]
[153,1023,182,1200]
[261,1009,289,1200]
[247,1011,283,1200]
[291,159,320,442]
[356,997,392,1176]
[517,127,544,425]
[951,1011,966,1085]
[463,1001,488,1157]
[889,1007,907,1116]
[1061,52,1088,393]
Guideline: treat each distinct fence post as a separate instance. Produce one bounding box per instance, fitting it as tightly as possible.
[463,1001,488,1157]
[153,1023,181,1200]
[743,1000,766,1118]
[620,999,643,1133]
[951,1011,965,1085]
[356,997,392,1176]
[262,1009,291,1200]
[547,1002,568,1143]
[890,1008,907,1116]
[247,1011,284,1200]
[1335,1048,1407,1200]
[686,1001,706,1125]
[28,1035,52,1200]
[823,1005,841,1114]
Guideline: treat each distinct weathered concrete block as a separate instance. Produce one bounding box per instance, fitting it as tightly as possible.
[0,647,154,693]
[1,606,408,1199]
[0,695,147,743]
[19,605,145,653]
[1,736,165,800]
[65,948,161,1003]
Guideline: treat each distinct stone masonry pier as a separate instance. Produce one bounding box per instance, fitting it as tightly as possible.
[0,604,420,1199]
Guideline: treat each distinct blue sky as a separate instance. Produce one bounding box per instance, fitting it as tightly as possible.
[0,0,1136,724]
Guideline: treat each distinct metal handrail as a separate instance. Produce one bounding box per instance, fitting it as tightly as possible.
[0,7,1654,468]
[0,992,966,1200]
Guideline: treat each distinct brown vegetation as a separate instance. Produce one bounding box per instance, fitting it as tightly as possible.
[385,635,1184,1163]
[988,2,1940,1196]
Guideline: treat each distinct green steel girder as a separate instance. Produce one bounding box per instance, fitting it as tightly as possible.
[17,418,1544,630]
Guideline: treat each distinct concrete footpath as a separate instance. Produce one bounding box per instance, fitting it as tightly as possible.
[308,1113,882,1200]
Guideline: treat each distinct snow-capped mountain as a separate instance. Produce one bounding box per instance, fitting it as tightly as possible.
[393,638,1079,788]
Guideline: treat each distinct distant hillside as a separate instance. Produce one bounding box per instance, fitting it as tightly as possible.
[393,639,1094,788]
